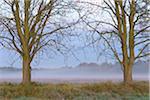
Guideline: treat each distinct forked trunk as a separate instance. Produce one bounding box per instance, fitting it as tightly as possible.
[22,56,31,84]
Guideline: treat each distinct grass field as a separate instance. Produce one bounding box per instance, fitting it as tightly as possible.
[0,81,149,100]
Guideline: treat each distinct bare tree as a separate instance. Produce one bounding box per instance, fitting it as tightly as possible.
[0,0,79,84]
[80,0,150,84]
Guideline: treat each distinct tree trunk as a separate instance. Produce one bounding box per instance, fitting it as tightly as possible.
[123,64,133,85]
[22,55,31,84]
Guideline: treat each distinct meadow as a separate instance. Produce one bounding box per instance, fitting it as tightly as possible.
[0,81,149,100]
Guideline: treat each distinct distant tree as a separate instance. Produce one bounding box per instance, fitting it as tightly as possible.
[0,0,79,84]
[80,0,150,84]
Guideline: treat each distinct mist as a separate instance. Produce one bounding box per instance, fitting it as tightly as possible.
[0,60,149,83]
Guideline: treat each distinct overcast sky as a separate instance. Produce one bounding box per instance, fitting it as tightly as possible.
[0,0,110,68]
[0,0,147,69]
[0,39,109,68]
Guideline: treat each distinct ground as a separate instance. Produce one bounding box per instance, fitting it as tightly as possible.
[0,81,149,100]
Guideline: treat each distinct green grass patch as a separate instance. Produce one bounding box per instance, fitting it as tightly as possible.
[0,81,149,100]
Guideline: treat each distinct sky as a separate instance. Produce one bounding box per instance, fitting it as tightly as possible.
[0,41,108,68]
[0,0,148,69]
[0,0,108,68]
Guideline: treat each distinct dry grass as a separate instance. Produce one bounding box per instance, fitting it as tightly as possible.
[0,81,149,100]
